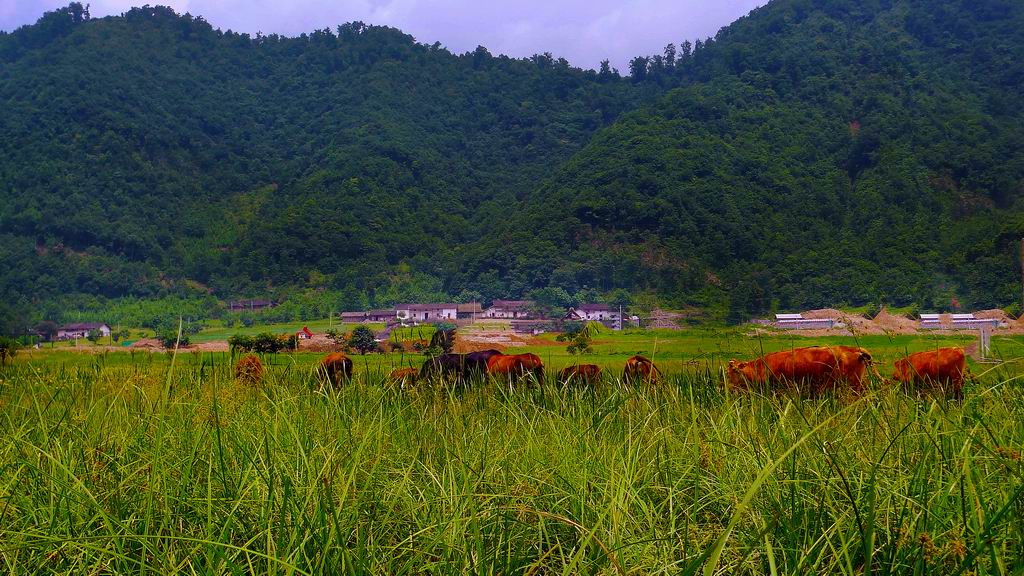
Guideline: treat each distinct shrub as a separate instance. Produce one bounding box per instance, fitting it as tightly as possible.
[159,331,190,349]
[228,334,254,352]
[429,327,455,354]
[348,326,379,355]
[0,336,19,365]
[250,333,286,354]
[556,321,598,355]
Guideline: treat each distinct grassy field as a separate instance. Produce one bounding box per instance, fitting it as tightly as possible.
[2,331,1023,573]
[14,328,1024,378]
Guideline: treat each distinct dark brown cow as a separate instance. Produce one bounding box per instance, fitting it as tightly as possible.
[465,349,503,376]
[893,347,968,398]
[487,353,544,381]
[623,355,660,384]
[727,346,870,395]
[419,353,469,380]
[558,364,602,385]
[319,352,353,388]
[234,354,263,386]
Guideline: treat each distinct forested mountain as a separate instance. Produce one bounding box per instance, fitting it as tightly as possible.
[488,0,1024,318]
[1,0,1023,325]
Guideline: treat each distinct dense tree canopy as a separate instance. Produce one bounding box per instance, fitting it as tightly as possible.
[1,0,1023,325]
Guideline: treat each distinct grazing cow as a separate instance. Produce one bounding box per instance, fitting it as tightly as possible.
[419,353,469,381]
[388,367,418,388]
[487,353,544,381]
[558,364,602,385]
[464,349,503,376]
[623,355,660,384]
[234,354,263,386]
[319,352,353,388]
[727,346,873,395]
[893,347,967,398]
[830,345,875,393]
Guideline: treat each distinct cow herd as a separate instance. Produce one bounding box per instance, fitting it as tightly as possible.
[727,345,969,397]
[233,345,971,396]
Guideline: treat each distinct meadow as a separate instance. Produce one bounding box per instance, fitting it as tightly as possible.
[2,331,1023,574]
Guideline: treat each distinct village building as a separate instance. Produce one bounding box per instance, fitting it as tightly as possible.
[340,309,395,324]
[57,322,111,340]
[228,299,275,313]
[456,302,483,320]
[565,304,623,330]
[919,313,1000,329]
[395,303,458,323]
[483,300,535,319]
[773,313,834,330]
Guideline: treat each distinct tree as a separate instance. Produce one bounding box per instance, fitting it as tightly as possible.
[629,56,649,81]
[528,287,573,317]
[556,321,599,355]
[348,325,378,355]
[35,321,58,343]
[86,328,102,344]
[158,331,190,349]
[608,289,632,310]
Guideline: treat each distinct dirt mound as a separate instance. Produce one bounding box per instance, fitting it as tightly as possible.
[872,308,918,333]
[130,338,162,349]
[453,340,509,353]
[801,308,844,319]
[300,334,342,353]
[801,308,879,335]
[193,341,229,352]
[974,309,1013,324]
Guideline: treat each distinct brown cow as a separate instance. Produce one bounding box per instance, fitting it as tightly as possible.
[830,345,875,393]
[558,364,602,386]
[234,354,263,386]
[319,352,353,388]
[623,355,660,384]
[487,353,544,381]
[727,346,869,395]
[388,367,418,389]
[893,347,967,398]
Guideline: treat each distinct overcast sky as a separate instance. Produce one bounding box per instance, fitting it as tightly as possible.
[0,0,766,69]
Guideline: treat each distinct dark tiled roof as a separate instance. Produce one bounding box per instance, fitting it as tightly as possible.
[489,300,534,309]
[60,322,108,330]
[397,303,457,311]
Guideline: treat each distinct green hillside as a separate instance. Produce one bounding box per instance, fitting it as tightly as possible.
[2,0,1023,327]
[471,0,1024,318]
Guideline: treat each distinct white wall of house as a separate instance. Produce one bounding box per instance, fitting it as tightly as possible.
[57,324,111,340]
[396,306,457,322]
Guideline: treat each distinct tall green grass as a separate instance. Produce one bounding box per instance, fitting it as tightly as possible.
[0,358,1021,574]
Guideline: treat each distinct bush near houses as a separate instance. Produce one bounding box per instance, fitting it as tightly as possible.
[227,333,296,354]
